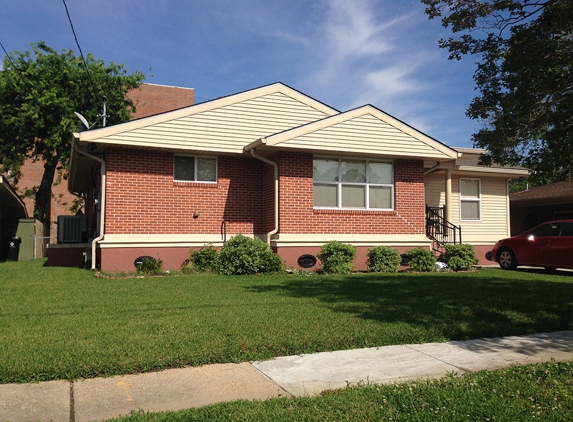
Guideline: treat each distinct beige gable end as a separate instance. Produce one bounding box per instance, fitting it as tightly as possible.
[89,92,333,154]
[252,106,457,160]
[75,84,338,155]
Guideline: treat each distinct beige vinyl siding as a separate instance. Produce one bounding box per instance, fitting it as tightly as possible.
[424,172,445,208]
[278,114,451,159]
[424,173,510,243]
[452,176,510,242]
[95,92,331,154]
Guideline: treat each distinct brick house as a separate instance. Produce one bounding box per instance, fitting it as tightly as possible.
[60,83,527,271]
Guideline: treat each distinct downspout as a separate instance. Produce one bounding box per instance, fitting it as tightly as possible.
[249,149,278,245]
[72,139,106,270]
[423,161,441,176]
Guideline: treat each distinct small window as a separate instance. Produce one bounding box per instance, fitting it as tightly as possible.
[460,179,480,220]
[174,155,217,182]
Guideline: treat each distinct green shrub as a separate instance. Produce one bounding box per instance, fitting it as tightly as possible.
[366,246,401,273]
[317,241,357,275]
[136,256,163,275]
[180,259,196,274]
[218,234,284,275]
[405,247,435,272]
[191,244,219,273]
[443,244,479,271]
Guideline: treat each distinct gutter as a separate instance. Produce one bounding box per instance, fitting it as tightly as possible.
[248,145,279,245]
[72,138,106,270]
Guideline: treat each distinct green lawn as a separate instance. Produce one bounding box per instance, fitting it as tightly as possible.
[109,360,573,421]
[1,259,572,384]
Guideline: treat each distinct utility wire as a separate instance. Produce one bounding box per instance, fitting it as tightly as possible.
[62,0,99,106]
[0,40,16,67]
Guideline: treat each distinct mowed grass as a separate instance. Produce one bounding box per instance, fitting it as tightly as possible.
[1,259,572,384]
[110,360,573,422]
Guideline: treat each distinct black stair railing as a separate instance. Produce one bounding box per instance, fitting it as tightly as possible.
[426,205,462,248]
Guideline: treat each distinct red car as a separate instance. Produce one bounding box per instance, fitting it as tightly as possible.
[488,220,573,271]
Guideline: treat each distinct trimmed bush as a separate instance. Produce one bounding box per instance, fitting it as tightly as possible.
[405,247,436,272]
[218,234,284,275]
[191,244,219,273]
[136,256,163,275]
[443,244,479,271]
[317,241,357,275]
[367,246,401,273]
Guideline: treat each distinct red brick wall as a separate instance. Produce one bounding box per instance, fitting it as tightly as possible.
[276,152,426,234]
[104,149,264,235]
[127,84,195,119]
[104,150,426,237]
[262,156,277,235]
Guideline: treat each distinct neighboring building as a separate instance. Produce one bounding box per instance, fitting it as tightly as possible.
[0,175,29,260]
[510,179,573,235]
[8,83,195,248]
[59,82,527,271]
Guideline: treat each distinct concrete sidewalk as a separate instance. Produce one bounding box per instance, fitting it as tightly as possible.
[1,331,572,422]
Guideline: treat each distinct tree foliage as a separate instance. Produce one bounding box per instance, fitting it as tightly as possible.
[0,41,144,225]
[422,0,573,185]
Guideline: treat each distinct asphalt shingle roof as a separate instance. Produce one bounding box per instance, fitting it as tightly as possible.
[510,179,573,203]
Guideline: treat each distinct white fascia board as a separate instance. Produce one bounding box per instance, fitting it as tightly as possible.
[455,166,530,177]
[272,233,429,246]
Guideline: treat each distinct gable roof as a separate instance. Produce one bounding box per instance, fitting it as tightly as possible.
[74,82,339,155]
[511,179,573,205]
[245,105,458,160]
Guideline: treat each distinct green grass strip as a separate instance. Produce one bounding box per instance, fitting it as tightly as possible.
[1,259,572,383]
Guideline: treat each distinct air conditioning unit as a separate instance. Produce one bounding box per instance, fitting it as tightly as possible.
[57,215,88,244]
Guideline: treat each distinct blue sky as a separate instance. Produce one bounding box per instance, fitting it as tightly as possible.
[1,0,481,148]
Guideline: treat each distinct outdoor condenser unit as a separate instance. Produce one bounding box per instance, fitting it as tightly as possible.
[57,215,88,244]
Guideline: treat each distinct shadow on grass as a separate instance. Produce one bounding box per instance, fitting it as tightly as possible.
[449,330,573,355]
[246,270,573,345]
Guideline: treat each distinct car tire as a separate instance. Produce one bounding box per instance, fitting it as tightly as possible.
[498,248,517,270]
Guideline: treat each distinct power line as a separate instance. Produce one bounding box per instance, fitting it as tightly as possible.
[0,40,16,67]
[62,0,99,105]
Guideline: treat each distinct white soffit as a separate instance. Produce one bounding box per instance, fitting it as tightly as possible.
[74,83,339,154]
[258,105,458,160]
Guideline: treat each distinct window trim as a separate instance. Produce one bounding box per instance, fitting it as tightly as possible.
[313,156,394,210]
[173,154,218,183]
[459,178,481,221]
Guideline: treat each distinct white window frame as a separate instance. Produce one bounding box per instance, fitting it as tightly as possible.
[459,178,481,221]
[173,155,217,183]
[313,157,394,210]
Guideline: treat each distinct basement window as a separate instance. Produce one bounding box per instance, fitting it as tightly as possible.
[174,155,217,182]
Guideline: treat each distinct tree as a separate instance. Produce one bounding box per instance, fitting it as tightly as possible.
[422,0,573,185]
[0,41,145,227]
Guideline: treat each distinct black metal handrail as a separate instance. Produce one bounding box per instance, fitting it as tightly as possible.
[426,205,462,247]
